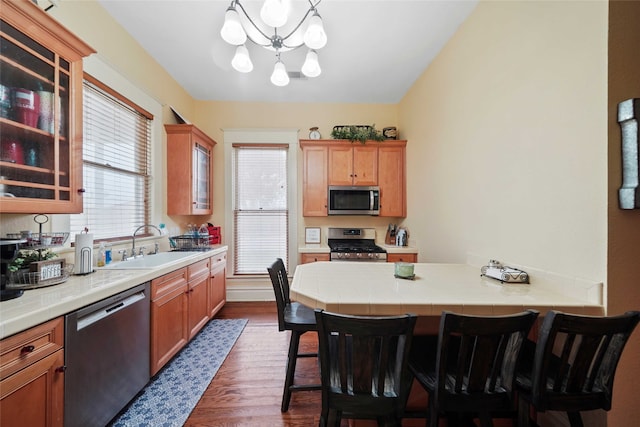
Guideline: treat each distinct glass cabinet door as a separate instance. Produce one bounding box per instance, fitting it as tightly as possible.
[0,1,94,213]
[192,142,211,211]
[1,19,68,201]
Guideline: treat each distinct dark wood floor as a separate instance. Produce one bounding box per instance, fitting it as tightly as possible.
[184,302,512,427]
[184,301,326,427]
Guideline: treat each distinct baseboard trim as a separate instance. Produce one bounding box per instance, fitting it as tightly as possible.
[226,276,275,302]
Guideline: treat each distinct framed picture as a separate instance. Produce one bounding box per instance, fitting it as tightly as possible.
[305,227,321,244]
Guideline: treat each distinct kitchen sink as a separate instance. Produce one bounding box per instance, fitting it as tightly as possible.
[100,251,197,270]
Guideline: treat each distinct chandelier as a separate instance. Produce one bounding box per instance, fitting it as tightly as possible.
[220,0,328,87]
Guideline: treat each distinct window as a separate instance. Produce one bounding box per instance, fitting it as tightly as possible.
[233,144,288,274]
[70,75,152,242]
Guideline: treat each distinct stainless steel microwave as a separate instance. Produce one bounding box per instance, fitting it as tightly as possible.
[328,186,380,215]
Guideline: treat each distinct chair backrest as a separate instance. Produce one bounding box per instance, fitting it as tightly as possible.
[434,310,539,409]
[314,309,417,419]
[267,258,290,331]
[528,310,640,412]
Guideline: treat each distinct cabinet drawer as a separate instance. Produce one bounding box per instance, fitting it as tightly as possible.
[210,252,227,275]
[0,317,64,381]
[387,253,417,263]
[188,259,210,280]
[151,267,188,300]
[301,253,330,264]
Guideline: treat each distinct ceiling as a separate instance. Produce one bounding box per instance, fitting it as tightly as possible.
[97,0,478,104]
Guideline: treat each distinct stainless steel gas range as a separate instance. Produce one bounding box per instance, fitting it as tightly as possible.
[327,227,387,262]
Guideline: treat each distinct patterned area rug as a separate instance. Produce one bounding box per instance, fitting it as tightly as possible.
[109,318,248,427]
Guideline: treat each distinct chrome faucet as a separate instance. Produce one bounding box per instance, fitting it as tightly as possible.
[131,224,161,258]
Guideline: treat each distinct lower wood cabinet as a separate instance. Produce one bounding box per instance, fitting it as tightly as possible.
[301,253,330,264]
[150,254,226,376]
[150,267,189,376]
[187,259,210,340]
[209,251,227,318]
[0,317,65,427]
[387,253,418,263]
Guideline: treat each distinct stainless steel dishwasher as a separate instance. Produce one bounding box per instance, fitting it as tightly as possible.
[64,282,150,427]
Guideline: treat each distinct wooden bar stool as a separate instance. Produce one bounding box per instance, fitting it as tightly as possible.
[409,310,539,427]
[516,310,640,427]
[267,258,321,412]
[314,309,417,427]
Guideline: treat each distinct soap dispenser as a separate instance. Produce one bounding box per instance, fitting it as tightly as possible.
[97,242,106,267]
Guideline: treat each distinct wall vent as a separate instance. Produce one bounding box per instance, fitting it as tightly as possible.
[287,71,307,80]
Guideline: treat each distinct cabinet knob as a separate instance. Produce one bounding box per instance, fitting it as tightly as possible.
[20,345,35,354]
[55,366,67,373]
[77,188,86,193]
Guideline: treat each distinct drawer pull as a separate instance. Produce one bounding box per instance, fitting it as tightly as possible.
[21,345,35,354]
[55,365,67,373]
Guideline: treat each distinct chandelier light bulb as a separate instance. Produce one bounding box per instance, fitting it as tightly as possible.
[303,11,327,50]
[231,45,253,73]
[301,49,321,78]
[270,60,290,86]
[221,6,247,45]
[260,0,290,28]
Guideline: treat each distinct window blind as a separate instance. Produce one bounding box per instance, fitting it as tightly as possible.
[69,79,151,242]
[233,145,288,274]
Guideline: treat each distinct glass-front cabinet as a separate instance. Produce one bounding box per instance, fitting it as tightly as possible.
[0,0,94,213]
[165,124,217,216]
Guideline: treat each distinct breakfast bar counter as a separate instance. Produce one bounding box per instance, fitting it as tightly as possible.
[290,262,604,319]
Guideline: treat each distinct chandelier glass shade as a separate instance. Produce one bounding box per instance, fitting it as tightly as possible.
[220,0,327,86]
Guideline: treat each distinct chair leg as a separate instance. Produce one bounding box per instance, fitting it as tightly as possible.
[281,330,302,412]
[327,409,340,427]
[517,395,531,427]
[478,412,494,427]
[567,412,584,427]
[428,396,438,427]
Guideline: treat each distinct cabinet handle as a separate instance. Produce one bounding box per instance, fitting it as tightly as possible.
[21,345,35,354]
[77,188,86,193]
[55,366,67,373]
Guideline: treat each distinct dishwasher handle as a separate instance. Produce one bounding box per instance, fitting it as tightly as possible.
[76,291,146,331]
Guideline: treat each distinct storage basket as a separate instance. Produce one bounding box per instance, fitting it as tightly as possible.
[5,232,69,248]
[7,263,74,289]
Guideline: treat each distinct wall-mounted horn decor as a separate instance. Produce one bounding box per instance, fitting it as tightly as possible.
[618,98,640,209]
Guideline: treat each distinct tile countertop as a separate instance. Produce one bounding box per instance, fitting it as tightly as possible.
[0,246,228,339]
[290,262,604,317]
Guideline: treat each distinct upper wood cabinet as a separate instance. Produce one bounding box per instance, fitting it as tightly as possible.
[0,0,95,213]
[165,124,216,215]
[328,144,378,186]
[300,139,406,217]
[301,143,328,216]
[378,144,406,217]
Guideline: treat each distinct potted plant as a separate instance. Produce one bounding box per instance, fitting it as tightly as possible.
[330,124,386,144]
[8,248,58,273]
